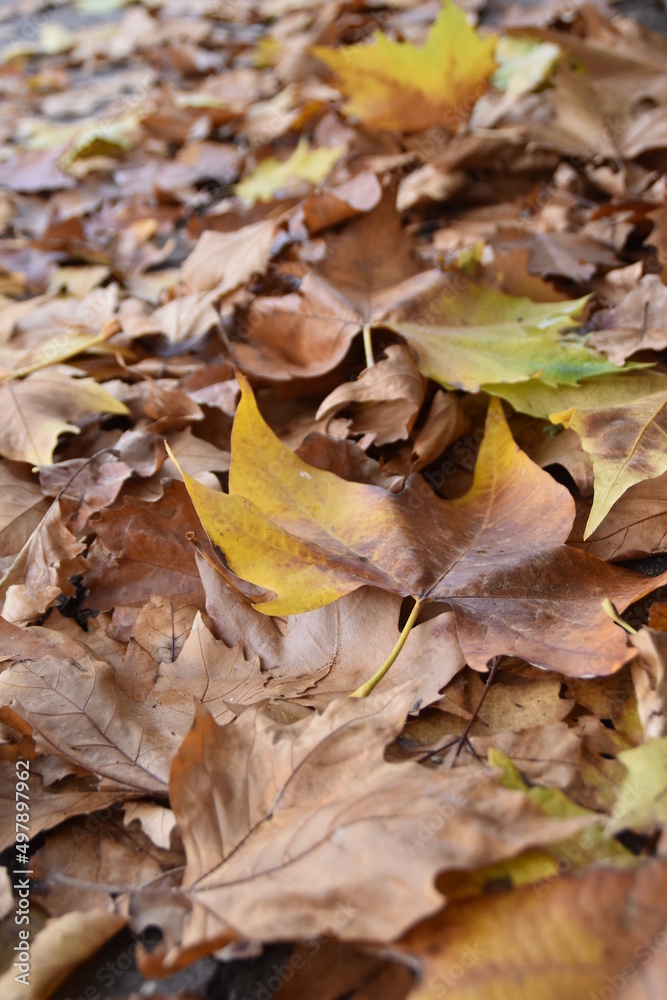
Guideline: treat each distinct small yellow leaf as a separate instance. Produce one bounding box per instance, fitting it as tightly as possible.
[610,738,667,833]
[313,0,496,132]
[235,139,344,205]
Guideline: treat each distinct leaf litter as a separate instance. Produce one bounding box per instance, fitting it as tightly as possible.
[1,0,667,996]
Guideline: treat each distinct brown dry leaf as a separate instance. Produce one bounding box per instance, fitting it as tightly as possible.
[116,595,195,702]
[0,499,89,625]
[589,275,667,363]
[316,346,427,445]
[382,389,471,478]
[302,170,382,233]
[570,472,667,561]
[0,618,178,795]
[84,480,205,613]
[136,682,591,972]
[0,147,76,194]
[295,432,404,490]
[163,426,230,487]
[228,192,444,379]
[122,802,178,851]
[279,939,413,1000]
[31,811,184,917]
[515,423,594,498]
[0,753,128,854]
[631,628,667,739]
[0,370,129,465]
[181,217,282,295]
[153,611,269,726]
[647,202,667,267]
[398,862,667,1000]
[0,461,51,559]
[649,603,667,630]
[38,451,135,535]
[230,270,362,380]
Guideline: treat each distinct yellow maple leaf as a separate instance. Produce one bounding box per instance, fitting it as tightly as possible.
[312,0,496,133]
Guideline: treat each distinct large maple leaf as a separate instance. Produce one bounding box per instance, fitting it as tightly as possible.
[172,376,666,678]
[133,683,591,973]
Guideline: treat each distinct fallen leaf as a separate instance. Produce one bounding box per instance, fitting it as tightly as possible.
[0,499,89,624]
[0,370,129,465]
[197,558,465,707]
[570,472,667,561]
[589,275,667,364]
[493,371,667,536]
[313,0,497,133]
[181,217,282,295]
[316,345,427,445]
[235,139,344,205]
[173,375,662,677]
[631,628,667,740]
[84,480,206,613]
[302,170,382,233]
[139,682,590,971]
[386,281,622,392]
[610,738,667,834]
[0,618,176,794]
[229,192,444,380]
[399,862,667,1000]
[31,811,183,916]
[0,461,51,559]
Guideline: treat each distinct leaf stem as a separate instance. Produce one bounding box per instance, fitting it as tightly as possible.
[362,323,375,368]
[350,596,424,698]
[601,597,637,635]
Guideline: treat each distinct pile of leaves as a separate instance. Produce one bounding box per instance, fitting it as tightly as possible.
[1,0,667,996]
